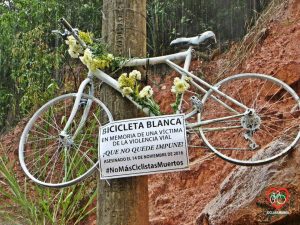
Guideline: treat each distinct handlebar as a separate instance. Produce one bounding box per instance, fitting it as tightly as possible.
[51,29,70,40]
[60,17,74,33]
[58,17,87,48]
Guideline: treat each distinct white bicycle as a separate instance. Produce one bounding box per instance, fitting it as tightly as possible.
[19,18,300,188]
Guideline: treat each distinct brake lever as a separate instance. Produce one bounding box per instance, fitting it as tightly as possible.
[51,29,70,40]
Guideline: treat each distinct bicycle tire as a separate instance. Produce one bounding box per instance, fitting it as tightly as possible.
[199,73,300,165]
[19,93,113,188]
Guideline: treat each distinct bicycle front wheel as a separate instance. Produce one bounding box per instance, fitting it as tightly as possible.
[199,73,300,165]
[19,93,113,188]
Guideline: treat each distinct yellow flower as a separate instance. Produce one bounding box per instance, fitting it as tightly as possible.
[173,77,181,85]
[107,54,114,60]
[117,73,135,89]
[68,49,79,58]
[66,36,83,58]
[171,77,190,94]
[93,58,107,70]
[79,31,93,45]
[139,86,153,98]
[65,36,76,46]
[79,49,95,71]
[85,54,114,70]
[122,87,133,96]
[129,70,142,80]
[118,73,128,88]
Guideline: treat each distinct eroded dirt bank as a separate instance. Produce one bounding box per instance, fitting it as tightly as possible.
[0,0,299,224]
[149,0,300,224]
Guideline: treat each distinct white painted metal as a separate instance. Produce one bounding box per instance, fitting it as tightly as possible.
[19,23,300,188]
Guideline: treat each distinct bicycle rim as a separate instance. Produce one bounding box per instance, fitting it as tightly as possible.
[19,93,113,187]
[199,73,300,165]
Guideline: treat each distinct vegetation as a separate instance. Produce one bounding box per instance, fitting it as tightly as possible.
[0,0,273,224]
[147,0,271,55]
[218,0,284,78]
[0,1,102,223]
[0,0,271,132]
[0,0,102,131]
[0,153,97,225]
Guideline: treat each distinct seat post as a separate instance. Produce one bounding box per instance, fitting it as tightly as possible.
[174,47,193,114]
[183,46,193,75]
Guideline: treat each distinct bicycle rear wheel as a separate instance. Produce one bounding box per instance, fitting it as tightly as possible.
[19,93,113,187]
[199,73,300,165]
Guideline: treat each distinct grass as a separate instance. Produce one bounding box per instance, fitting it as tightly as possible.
[217,0,286,79]
[0,154,97,225]
[0,84,106,224]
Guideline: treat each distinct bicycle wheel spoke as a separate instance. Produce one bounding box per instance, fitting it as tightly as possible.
[232,85,245,107]
[264,120,298,132]
[260,125,277,140]
[35,145,62,179]
[258,92,290,114]
[38,115,61,133]
[19,94,112,187]
[253,79,268,109]
[49,106,61,131]
[199,74,300,165]
[47,148,62,182]
[92,112,101,126]
[249,78,255,109]
[256,82,278,111]
[78,148,97,166]
[26,136,57,144]
[66,147,89,179]
[262,123,295,140]
[32,123,57,138]
[25,141,59,163]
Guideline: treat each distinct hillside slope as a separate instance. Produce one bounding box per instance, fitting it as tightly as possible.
[149,0,300,224]
[0,0,299,224]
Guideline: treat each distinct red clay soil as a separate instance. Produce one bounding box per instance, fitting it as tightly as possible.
[0,119,28,173]
[0,0,299,224]
[148,0,300,224]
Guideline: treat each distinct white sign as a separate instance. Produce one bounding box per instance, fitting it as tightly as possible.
[99,114,189,179]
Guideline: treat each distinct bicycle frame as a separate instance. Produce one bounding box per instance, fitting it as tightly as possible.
[19,17,300,189]
[62,46,250,136]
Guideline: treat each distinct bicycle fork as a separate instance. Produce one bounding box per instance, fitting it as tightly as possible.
[59,75,94,147]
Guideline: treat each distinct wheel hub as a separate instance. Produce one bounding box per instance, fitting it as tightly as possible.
[59,131,74,148]
[241,109,261,130]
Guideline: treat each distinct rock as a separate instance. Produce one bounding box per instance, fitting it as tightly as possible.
[196,142,300,225]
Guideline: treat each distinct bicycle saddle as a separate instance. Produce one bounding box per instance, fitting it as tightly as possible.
[170,31,216,47]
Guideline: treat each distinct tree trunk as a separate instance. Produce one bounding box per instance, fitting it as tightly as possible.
[101,0,146,58]
[97,1,149,225]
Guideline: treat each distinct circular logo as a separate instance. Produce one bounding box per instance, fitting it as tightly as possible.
[266,187,290,210]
